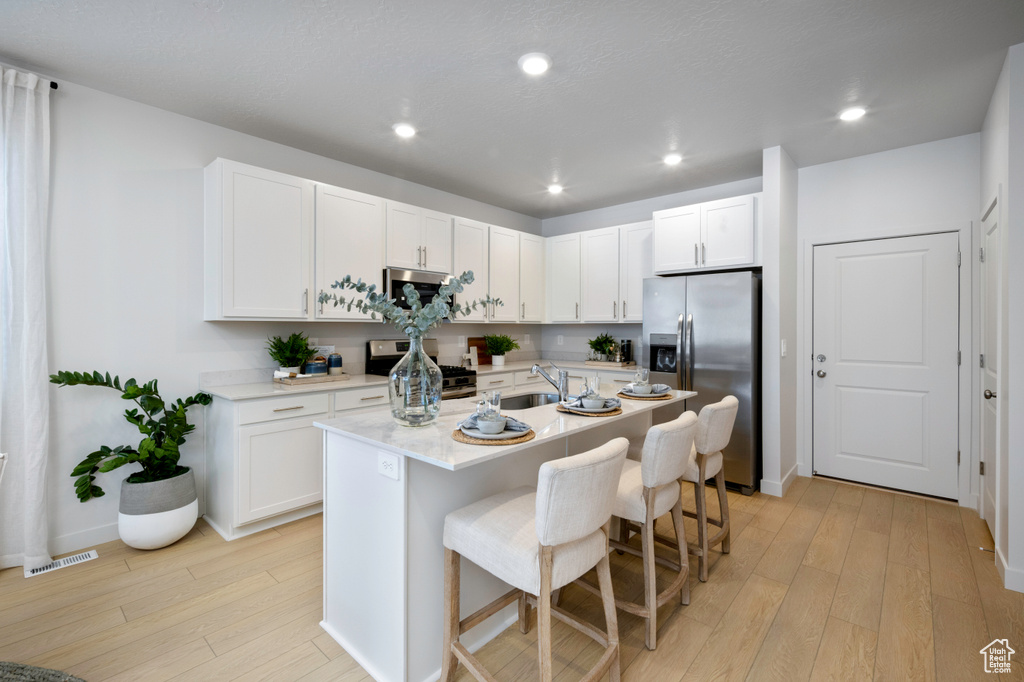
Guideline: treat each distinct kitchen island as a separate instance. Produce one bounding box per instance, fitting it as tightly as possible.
[315,389,694,682]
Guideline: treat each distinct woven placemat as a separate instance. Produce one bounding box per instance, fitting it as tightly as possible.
[617,391,673,401]
[451,429,536,446]
[556,404,624,417]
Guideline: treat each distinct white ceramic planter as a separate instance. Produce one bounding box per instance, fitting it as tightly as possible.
[491,354,505,367]
[118,468,198,550]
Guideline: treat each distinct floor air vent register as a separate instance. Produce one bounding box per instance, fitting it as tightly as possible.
[26,550,98,577]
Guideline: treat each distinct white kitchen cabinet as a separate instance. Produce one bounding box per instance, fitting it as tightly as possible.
[653,194,757,274]
[581,228,620,322]
[478,371,515,392]
[619,221,653,323]
[385,201,452,274]
[519,233,545,322]
[452,216,490,322]
[333,385,390,411]
[547,233,582,322]
[513,370,549,390]
[204,159,315,320]
[315,185,384,320]
[488,225,520,322]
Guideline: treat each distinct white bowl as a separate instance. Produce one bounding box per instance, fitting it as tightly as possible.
[581,397,606,409]
[631,384,653,394]
[476,417,507,434]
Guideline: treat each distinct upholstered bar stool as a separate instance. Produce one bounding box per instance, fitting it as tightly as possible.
[440,438,629,682]
[582,411,698,650]
[682,395,739,581]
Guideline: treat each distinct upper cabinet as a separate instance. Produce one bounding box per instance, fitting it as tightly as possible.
[618,221,653,323]
[315,185,385,320]
[452,216,489,322]
[547,234,582,322]
[385,201,452,274]
[519,233,545,322]
[653,193,758,274]
[488,225,520,322]
[581,228,620,322]
[205,159,314,320]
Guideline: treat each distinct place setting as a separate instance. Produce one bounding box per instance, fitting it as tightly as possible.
[556,377,623,417]
[617,368,673,401]
[452,391,536,445]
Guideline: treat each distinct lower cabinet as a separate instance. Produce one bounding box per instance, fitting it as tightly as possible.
[237,418,324,525]
[478,371,515,392]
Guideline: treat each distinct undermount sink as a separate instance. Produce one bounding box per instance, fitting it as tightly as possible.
[500,393,561,410]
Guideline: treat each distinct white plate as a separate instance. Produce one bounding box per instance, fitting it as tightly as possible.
[619,389,670,398]
[460,425,528,440]
[561,402,619,413]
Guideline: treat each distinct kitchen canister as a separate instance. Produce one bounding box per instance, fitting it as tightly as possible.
[305,357,328,375]
[328,353,344,376]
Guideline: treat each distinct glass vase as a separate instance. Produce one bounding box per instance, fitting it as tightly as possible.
[388,335,443,427]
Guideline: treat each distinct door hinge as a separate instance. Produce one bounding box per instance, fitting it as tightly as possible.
[980,247,986,263]
[957,450,961,465]
[958,251,962,267]
[980,461,985,476]
[957,351,961,366]
[980,354,986,368]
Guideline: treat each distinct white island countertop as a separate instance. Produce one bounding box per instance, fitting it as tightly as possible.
[314,389,695,471]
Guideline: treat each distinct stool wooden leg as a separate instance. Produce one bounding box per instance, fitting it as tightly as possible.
[596,551,621,682]
[715,469,731,554]
[441,548,460,682]
[538,545,554,682]
[695,478,710,582]
[670,500,690,605]
[518,590,532,634]
[641,491,658,650]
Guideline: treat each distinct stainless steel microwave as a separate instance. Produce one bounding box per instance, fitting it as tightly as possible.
[383,268,453,310]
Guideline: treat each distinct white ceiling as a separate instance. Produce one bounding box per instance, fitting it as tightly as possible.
[2,0,1022,219]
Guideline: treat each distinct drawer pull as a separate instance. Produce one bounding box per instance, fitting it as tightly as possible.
[488,380,505,385]
[272,405,304,412]
[361,395,385,401]
[613,379,631,383]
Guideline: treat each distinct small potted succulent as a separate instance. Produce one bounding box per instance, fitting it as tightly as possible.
[588,333,616,361]
[482,334,520,367]
[266,332,318,373]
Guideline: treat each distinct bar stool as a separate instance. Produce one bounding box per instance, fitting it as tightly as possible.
[682,396,739,581]
[585,411,698,650]
[440,438,629,682]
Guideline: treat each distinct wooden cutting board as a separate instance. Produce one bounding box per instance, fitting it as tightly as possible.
[468,337,492,365]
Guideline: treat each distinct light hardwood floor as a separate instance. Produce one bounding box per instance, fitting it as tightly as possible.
[2,476,1022,681]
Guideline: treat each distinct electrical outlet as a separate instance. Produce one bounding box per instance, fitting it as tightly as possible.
[524,334,531,345]
[378,452,399,481]
[780,339,787,357]
[557,335,564,345]
[308,338,318,346]
[458,335,465,348]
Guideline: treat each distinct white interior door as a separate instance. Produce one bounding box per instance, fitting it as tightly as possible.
[812,233,960,498]
[981,200,1000,534]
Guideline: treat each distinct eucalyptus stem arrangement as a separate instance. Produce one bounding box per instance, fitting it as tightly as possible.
[318,271,498,337]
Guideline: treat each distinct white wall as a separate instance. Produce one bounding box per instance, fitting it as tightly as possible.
[795,134,981,496]
[42,81,540,555]
[760,147,799,495]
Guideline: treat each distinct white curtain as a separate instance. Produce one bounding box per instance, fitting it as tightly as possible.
[0,67,52,574]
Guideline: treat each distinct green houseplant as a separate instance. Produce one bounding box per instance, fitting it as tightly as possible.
[319,271,497,426]
[49,370,213,549]
[483,334,520,367]
[588,333,616,360]
[266,332,319,371]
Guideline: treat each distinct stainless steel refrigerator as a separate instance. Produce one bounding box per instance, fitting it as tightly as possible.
[642,271,761,494]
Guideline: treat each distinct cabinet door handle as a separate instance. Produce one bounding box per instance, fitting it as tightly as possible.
[613,301,617,318]
[319,290,325,315]
[361,395,385,401]
[575,302,579,319]
[303,289,308,315]
[522,302,526,318]
[622,300,627,318]
[417,246,422,267]
[273,405,304,412]
[694,244,699,266]
[423,246,427,266]
[701,243,706,265]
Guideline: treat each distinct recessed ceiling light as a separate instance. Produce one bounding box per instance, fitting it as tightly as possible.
[393,123,416,138]
[663,153,683,166]
[547,184,563,195]
[839,107,866,122]
[518,53,551,76]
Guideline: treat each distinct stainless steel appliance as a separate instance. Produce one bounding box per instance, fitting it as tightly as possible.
[642,271,761,494]
[383,268,453,310]
[365,338,477,400]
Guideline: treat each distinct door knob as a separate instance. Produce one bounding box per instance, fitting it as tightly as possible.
[984,389,997,400]
[816,370,827,378]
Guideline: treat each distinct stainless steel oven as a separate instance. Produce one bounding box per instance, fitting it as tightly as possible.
[384,269,453,310]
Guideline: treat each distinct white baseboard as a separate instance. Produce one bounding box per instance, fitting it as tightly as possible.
[50,522,119,557]
[997,548,1024,594]
[760,463,799,498]
[201,504,322,542]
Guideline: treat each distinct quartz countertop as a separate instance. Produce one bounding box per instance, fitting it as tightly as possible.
[315,390,694,471]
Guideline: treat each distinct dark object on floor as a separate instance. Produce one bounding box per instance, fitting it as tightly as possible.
[0,662,86,682]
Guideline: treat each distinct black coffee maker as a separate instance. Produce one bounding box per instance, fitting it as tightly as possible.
[619,339,633,363]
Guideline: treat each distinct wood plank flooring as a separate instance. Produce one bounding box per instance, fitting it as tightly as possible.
[1,477,1022,681]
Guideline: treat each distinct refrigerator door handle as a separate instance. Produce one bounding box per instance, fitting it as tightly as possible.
[684,313,694,391]
[676,313,685,390]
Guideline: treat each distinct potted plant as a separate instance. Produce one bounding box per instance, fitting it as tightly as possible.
[266,332,318,372]
[482,334,520,367]
[588,333,617,361]
[319,271,496,426]
[49,370,212,550]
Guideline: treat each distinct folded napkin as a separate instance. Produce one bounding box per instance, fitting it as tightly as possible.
[458,413,531,432]
[624,383,672,394]
[564,396,621,409]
